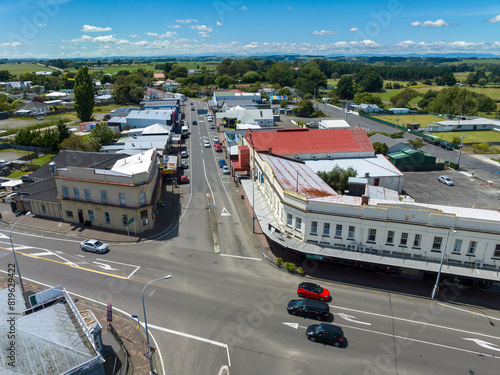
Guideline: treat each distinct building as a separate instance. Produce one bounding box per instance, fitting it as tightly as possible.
[389,108,410,114]
[426,118,500,133]
[16,101,50,116]
[212,90,261,105]
[216,106,274,127]
[154,72,165,79]
[243,152,500,283]
[5,81,31,92]
[125,109,175,129]
[13,150,162,232]
[387,147,440,172]
[318,119,350,129]
[368,133,410,154]
[358,103,382,113]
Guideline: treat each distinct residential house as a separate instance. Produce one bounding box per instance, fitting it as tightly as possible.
[5,81,31,92]
[16,101,50,116]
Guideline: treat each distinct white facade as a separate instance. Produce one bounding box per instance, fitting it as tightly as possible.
[252,152,500,281]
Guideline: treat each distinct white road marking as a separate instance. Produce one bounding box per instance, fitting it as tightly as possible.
[148,323,231,367]
[438,303,500,322]
[338,313,372,326]
[203,159,216,206]
[330,304,500,341]
[282,322,307,329]
[93,261,120,271]
[463,338,500,352]
[220,254,262,261]
[29,251,54,257]
[221,207,231,216]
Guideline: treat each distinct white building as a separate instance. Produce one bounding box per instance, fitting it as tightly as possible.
[245,152,500,282]
[318,119,350,129]
[216,106,274,127]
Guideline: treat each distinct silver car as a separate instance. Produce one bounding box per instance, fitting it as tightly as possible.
[80,239,109,253]
[438,175,454,186]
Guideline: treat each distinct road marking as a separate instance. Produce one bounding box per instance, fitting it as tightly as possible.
[438,303,500,322]
[220,254,262,261]
[203,159,216,206]
[221,207,231,216]
[147,323,231,367]
[338,313,371,326]
[93,261,120,271]
[282,322,307,329]
[463,338,500,352]
[330,303,500,341]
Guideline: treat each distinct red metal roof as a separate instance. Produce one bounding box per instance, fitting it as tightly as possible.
[244,128,374,156]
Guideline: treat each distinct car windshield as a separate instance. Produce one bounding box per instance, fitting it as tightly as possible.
[315,286,323,293]
[94,241,103,247]
[295,300,304,308]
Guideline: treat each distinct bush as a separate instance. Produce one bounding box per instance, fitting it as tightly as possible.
[276,257,284,267]
[288,263,296,273]
[297,267,305,275]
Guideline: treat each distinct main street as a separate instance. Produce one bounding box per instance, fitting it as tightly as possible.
[2,98,500,374]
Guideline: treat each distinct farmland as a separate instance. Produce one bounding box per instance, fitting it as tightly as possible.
[0,63,58,75]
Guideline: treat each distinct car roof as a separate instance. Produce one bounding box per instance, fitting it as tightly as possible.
[299,282,318,288]
[302,299,328,308]
[318,324,343,334]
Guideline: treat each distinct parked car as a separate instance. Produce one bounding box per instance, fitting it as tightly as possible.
[180,175,189,184]
[180,161,188,169]
[204,140,210,148]
[213,136,220,143]
[215,145,222,152]
[191,107,195,111]
[181,151,188,158]
[222,166,230,175]
[438,175,454,186]
[210,124,215,129]
[306,324,345,347]
[190,102,194,105]
[297,282,331,302]
[440,141,453,150]
[192,120,197,125]
[287,299,330,320]
[80,239,109,254]
[219,160,227,168]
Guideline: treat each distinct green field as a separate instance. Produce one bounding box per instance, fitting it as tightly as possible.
[375,114,443,127]
[80,61,219,74]
[432,130,500,144]
[0,63,57,75]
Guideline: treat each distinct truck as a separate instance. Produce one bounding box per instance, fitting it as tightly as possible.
[174,93,186,101]
[181,125,189,138]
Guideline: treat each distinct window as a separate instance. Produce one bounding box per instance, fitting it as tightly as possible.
[62,186,69,198]
[65,210,73,218]
[73,188,80,200]
[311,221,317,235]
[84,189,91,202]
[141,210,148,225]
[335,224,342,237]
[467,241,477,255]
[139,192,146,206]
[287,214,293,227]
[400,233,408,246]
[452,239,462,254]
[494,244,500,258]
[323,223,330,236]
[374,178,380,186]
[119,193,126,206]
[101,190,107,204]
[295,217,302,231]
[348,226,355,239]
[386,231,394,244]
[368,228,376,242]
[413,234,422,248]
[432,237,443,251]
[104,212,110,224]
[88,210,94,221]
[41,204,46,214]
[122,215,128,225]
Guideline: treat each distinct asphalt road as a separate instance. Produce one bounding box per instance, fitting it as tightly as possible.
[2,98,500,375]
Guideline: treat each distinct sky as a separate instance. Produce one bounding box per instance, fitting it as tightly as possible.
[1,0,500,59]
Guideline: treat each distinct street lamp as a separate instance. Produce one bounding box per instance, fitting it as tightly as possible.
[431,228,456,299]
[142,275,172,374]
[10,211,31,295]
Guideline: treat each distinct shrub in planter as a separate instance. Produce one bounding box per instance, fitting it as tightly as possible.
[297,267,305,275]
[288,263,296,273]
[276,257,284,267]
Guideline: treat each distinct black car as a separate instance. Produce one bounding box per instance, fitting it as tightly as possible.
[287,299,330,320]
[192,120,197,125]
[440,141,453,150]
[306,323,345,347]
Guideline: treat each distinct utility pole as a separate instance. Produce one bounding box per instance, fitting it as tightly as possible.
[457,134,466,167]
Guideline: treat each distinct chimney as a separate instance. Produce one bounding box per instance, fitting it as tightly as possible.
[268,147,272,154]
[361,194,370,205]
[365,172,370,178]
[49,161,56,176]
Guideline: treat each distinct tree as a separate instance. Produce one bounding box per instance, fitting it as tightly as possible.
[439,72,457,86]
[478,78,488,87]
[215,74,232,89]
[293,99,314,116]
[426,86,495,115]
[60,135,99,151]
[0,70,11,81]
[280,100,288,108]
[335,75,355,100]
[317,166,357,194]
[408,138,424,150]
[57,120,72,145]
[353,92,382,106]
[74,66,95,121]
[90,122,116,147]
[372,142,389,155]
[355,66,383,92]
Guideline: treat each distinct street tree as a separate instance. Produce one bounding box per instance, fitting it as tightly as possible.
[372,142,389,155]
[408,138,424,150]
[335,76,355,100]
[317,166,357,194]
[74,66,95,122]
[90,122,116,147]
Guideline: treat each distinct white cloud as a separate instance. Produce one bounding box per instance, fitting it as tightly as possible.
[312,30,339,36]
[159,31,177,38]
[70,34,129,44]
[169,24,181,28]
[38,24,47,27]
[1,41,23,47]
[287,7,292,10]
[191,24,213,38]
[81,24,112,32]
[241,6,247,10]
[176,19,198,24]
[411,19,450,27]
[130,34,139,38]
[216,21,223,26]
[349,27,357,32]
[70,35,93,42]
[145,32,158,36]
[486,14,500,23]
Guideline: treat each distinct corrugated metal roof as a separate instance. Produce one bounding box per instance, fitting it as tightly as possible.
[245,128,374,156]
[306,155,403,177]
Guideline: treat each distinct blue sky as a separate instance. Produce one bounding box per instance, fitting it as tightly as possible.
[1,0,500,58]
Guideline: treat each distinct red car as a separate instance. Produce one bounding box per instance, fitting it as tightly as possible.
[297,282,330,302]
[180,175,189,184]
[215,145,222,152]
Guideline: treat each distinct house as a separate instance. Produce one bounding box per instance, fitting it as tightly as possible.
[358,103,382,113]
[368,133,410,154]
[144,90,158,100]
[216,106,274,127]
[318,119,350,129]
[16,101,50,115]
[242,151,500,283]
[5,81,31,92]
[389,108,410,114]
[213,90,261,105]
[13,150,163,232]
[154,72,165,79]
[427,118,500,133]
[124,109,175,129]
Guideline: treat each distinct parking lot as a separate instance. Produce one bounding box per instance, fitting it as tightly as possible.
[402,169,500,210]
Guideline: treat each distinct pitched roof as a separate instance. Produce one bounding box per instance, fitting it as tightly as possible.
[14,178,59,203]
[20,101,50,110]
[245,128,374,156]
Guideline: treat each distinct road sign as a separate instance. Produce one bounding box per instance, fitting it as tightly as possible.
[126,217,135,225]
[107,302,112,322]
[143,352,152,359]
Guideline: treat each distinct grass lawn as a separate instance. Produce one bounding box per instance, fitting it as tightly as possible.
[31,153,56,166]
[1,63,58,75]
[0,148,30,157]
[7,170,29,179]
[374,114,443,127]
[432,130,500,144]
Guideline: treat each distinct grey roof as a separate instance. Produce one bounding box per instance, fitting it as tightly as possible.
[305,155,404,178]
[29,151,125,181]
[20,101,50,110]
[126,109,174,120]
[368,133,409,149]
[14,178,58,203]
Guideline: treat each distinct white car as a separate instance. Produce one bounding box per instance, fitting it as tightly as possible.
[80,239,109,254]
[222,166,230,175]
[204,140,210,148]
[438,175,454,186]
[213,136,220,143]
